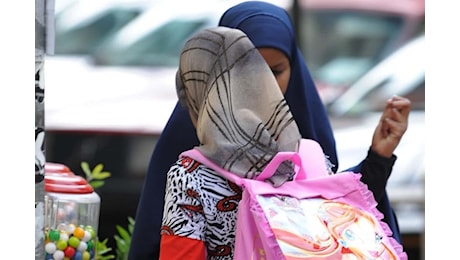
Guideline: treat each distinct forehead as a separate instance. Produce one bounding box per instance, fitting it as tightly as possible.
[257,48,289,66]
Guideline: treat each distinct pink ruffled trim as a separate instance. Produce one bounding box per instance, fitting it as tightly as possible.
[352,173,408,260]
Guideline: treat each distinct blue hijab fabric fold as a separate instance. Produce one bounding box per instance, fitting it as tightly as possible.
[129,2,401,259]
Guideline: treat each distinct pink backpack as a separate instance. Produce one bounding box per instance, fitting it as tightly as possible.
[181,139,407,260]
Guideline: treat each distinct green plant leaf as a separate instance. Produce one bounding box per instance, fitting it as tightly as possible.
[97,248,114,255]
[93,163,104,174]
[81,161,92,179]
[96,238,115,260]
[97,237,109,246]
[116,225,131,241]
[111,217,135,260]
[89,180,105,189]
[128,217,135,234]
[114,235,128,250]
[92,171,111,180]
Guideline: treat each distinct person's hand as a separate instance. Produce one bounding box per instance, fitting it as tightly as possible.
[371,95,411,158]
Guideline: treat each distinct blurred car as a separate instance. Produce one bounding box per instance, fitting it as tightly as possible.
[46,0,426,114]
[329,34,425,259]
[45,0,293,134]
[53,0,155,55]
[46,0,426,132]
[45,0,167,133]
[298,0,425,105]
[328,34,425,116]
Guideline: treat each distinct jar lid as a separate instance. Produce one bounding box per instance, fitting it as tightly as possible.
[44,162,73,176]
[45,162,94,194]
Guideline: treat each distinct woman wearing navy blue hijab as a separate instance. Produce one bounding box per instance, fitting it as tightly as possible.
[218,1,339,173]
[129,2,410,259]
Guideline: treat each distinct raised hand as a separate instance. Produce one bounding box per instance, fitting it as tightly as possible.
[371,95,411,158]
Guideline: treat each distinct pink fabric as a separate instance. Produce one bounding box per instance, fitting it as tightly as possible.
[180,139,407,260]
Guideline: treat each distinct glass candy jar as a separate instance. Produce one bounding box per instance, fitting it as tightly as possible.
[44,163,101,260]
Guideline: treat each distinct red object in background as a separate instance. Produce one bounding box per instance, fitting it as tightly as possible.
[45,162,73,175]
[44,162,94,194]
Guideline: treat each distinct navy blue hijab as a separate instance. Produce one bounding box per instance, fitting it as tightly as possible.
[129,2,400,259]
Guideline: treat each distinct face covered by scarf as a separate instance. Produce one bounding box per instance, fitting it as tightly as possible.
[176,27,302,186]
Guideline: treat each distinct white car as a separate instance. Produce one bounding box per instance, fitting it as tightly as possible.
[53,0,154,55]
[45,0,292,134]
[297,0,425,105]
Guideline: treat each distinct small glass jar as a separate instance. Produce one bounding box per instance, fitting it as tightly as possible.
[44,163,101,260]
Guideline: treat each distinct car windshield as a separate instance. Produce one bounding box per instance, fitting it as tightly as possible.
[327,34,425,117]
[54,8,142,55]
[350,78,425,114]
[92,18,209,66]
[299,11,403,87]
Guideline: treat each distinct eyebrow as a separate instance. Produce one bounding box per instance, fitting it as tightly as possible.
[270,61,287,70]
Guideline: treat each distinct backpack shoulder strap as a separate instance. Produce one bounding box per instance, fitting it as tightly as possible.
[297,139,329,179]
[180,149,245,185]
[256,139,329,181]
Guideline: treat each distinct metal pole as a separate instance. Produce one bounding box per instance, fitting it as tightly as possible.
[35,0,54,259]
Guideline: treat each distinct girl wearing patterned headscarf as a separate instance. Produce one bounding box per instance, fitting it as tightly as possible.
[160,26,302,259]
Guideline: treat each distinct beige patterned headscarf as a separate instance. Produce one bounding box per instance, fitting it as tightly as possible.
[176,27,301,186]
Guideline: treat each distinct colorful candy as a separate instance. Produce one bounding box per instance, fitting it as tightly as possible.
[48,229,60,242]
[45,242,57,254]
[64,246,76,257]
[73,227,85,240]
[53,250,65,260]
[77,241,87,252]
[44,224,96,260]
[68,236,80,248]
[56,239,68,250]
